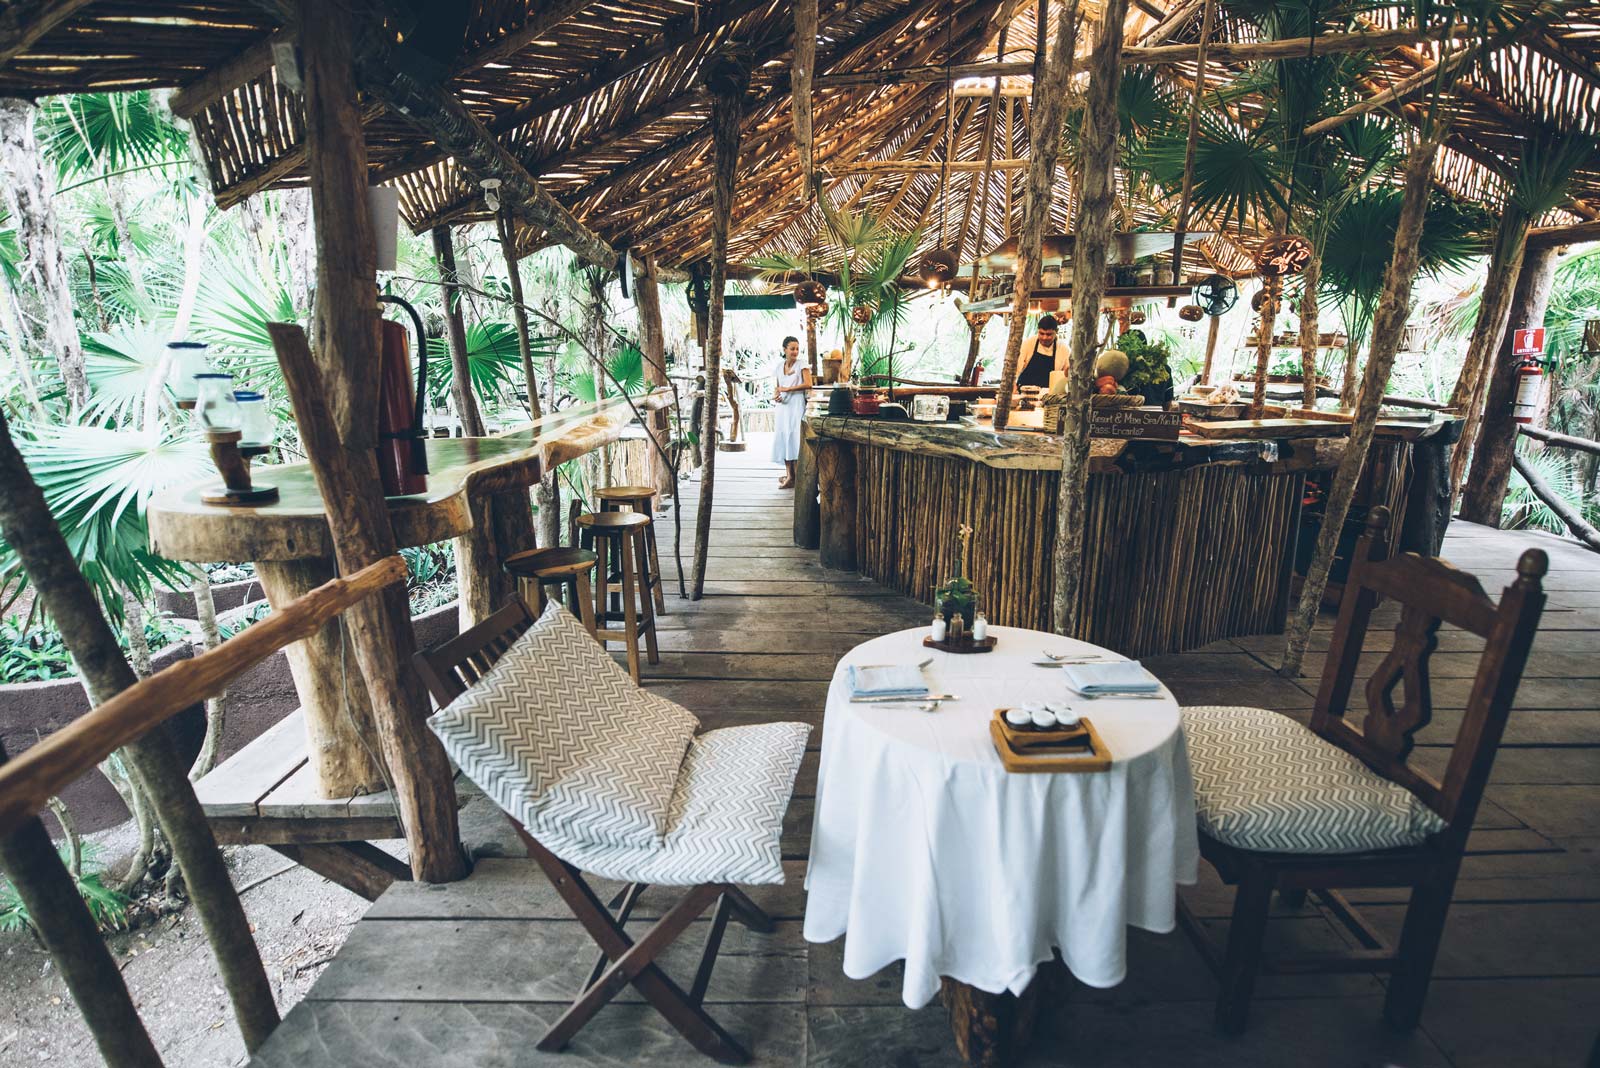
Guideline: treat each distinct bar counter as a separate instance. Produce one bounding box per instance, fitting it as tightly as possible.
[799,412,1460,656]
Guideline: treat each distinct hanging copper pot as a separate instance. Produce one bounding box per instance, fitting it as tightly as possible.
[920,247,958,287]
[1178,304,1204,322]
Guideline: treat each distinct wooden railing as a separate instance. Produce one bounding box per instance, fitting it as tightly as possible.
[1514,425,1600,552]
[0,556,407,1067]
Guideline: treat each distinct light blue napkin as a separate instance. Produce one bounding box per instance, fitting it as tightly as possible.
[1062,660,1160,695]
[847,663,929,697]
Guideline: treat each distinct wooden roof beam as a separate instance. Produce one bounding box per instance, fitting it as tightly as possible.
[1526,218,1600,249]
[816,59,1034,89]
[0,0,96,66]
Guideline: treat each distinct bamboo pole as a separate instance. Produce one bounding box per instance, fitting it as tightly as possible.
[1517,423,1600,458]
[1249,276,1281,417]
[792,0,818,194]
[635,253,674,496]
[1051,0,1125,635]
[992,0,1078,430]
[1461,245,1559,524]
[432,224,487,437]
[1297,248,1323,410]
[1169,0,1214,274]
[1281,134,1442,677]
[0,408,281,1051]
[496,212,542,423]
[1200,311,1222,384]
[0,745,163,1068]
[692,55,748,600]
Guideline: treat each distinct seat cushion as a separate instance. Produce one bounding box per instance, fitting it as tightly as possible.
[429,599,697,848]
[1181,705,1446,854]
[537,722,811,886]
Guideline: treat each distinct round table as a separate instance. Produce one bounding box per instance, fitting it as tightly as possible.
[803,625,1199,1022]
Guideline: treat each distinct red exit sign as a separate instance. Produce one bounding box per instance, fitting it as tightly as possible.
[1513,327,1545,355]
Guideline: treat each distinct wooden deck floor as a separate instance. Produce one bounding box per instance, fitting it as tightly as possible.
[248,440,1600,1068]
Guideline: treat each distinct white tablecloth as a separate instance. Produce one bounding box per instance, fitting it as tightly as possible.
[803,625,1199,1008]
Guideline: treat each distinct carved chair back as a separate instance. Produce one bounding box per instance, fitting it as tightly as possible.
[413,598,537,706]
[1310,509,1547,849]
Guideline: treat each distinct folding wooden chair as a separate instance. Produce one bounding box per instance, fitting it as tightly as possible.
[1177,508,1547,1035]
[415,598,802,1064]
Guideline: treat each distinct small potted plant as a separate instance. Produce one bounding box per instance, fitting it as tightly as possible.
[936,524,978,630]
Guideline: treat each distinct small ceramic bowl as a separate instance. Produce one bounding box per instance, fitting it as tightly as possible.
[1031,709,1056,729]
[1004,708,1032,728]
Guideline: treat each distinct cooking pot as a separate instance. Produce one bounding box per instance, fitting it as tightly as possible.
[851,391,883,416]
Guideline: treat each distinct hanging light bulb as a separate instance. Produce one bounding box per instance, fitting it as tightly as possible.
[480,177,502,213]
[920,246,958,287]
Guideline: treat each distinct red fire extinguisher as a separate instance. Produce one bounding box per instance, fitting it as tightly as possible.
[375,294,430,496]
[1512,355,1544,426]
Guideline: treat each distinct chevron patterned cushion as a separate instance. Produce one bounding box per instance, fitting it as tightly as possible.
[535,722,811,885]
[1181,706,1445,854]
[428,599,697,849]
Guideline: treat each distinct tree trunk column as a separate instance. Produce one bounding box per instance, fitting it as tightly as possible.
[1459,245,1559,526]
[255,558,385,796]
[816,438,857,571]
[794,430,821,549]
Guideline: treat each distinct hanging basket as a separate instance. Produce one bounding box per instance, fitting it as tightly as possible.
[920,247,958,287]
[851,304,875,324]
[794,279,827,306]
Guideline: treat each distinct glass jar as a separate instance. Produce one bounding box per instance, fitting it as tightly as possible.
[166,341,213,406]
[972,610,989,642]
[234,390,275,447]
[193,373,241,434]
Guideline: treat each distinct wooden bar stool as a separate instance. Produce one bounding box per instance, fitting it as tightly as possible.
[502,547,599,638]
[598,485,667,617]
[577,510,659,681]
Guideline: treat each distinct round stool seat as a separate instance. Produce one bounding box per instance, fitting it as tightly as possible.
[504,546,597,580]
[577,510,651,533]
[598,485,657,504]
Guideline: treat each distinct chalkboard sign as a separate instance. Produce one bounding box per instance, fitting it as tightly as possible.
[1090,406,1182,441]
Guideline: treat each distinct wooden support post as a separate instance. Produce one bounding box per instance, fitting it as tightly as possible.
[0,410,281,1051]
[960,314,986,385]
[1460,244,1559,526]
[496,211,542,422]
[635,254,674,496]
[805,312,819,378]
[815,438,858,571]
[1297,248,1323,410]
[1200,312,1222,384]
[1399,423,1462,557]
[0,749,163,1068]
[1281,135,1442,677]
[1169,0,1215,275]
[287,6,464,882]
[1249,276,1281,418]
[691,55,748,600]
[255,558,384,795]
[794,431,821,549]
[993,0,1080,430]
[432,224,487,438]
[941,973,1045,1068]
[792,0,818,194]
[1050,0,1117,636]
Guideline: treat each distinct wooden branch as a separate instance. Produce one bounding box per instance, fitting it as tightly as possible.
[1170,0,1214,269]
[0,0,95,65]
[830,158,1032,174]
[1526,219,1600,249]
[432,225,487,436]
[497,210,542,423]
[1513,454,1600,552]
[0,558,405,838]
[815,59,1035,88]
[793,0,819,193]
[1052,0,1121,635]
[1518,424,1600,458]
[1302,43,1476,138]
[1128,24,1479,64]
[0,741,163,1068]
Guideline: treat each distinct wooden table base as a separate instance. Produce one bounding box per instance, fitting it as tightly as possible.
[940,971,1047,1068]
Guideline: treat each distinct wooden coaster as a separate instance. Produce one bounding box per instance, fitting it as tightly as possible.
[923,634,996,654]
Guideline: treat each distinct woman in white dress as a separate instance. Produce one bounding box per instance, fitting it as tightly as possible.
[771,335,812,488]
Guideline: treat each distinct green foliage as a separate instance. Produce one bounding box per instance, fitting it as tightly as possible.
[1504,444,1598,536]
[425,320,532,406]
[1114,329,1175,396]
[0,423,210,620]
[0,613,186,683]
[80,322,172,426]
[1139,114,1289,231]
[36,92,188,182]
[0,842,129,932]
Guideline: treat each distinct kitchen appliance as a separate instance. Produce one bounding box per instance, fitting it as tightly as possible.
[376,294,431,496]
[912,394,950,422]
[851,391,883,416]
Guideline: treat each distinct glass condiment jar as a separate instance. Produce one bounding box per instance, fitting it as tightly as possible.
[193,373,241,435]
[166,341,213,407]
[234,390,275,447]
[972,610,988,642]
[931,613,947,643]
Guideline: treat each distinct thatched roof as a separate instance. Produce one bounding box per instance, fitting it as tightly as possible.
[3,1,1598,272]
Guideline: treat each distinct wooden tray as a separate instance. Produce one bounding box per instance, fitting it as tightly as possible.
[923,634,996,654]
[989,711,1111,773]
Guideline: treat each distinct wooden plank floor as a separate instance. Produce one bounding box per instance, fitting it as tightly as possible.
[248,438,1600,1068]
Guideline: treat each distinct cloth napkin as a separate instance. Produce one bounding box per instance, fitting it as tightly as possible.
[1062,660,1160,695]
[847,663,929,698]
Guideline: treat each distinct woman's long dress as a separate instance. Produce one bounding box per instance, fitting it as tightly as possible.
[771,359,806,463]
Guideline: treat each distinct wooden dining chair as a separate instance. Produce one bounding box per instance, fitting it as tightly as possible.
[1177,508,1547,1035]
[414,598,809,1064]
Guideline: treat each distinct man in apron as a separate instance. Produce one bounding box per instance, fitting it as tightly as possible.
[1016,314,1064,388]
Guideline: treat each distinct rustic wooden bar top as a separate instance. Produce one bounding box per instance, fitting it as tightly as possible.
[149,390,670,563]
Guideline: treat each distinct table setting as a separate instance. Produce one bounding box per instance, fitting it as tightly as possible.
[804,624,1199,1020]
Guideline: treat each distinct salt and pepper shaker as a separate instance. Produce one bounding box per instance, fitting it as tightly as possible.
[931,613,947,643]
[972,610,988,642]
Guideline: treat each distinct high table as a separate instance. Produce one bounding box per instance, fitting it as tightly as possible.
[804,625,1199,1065]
